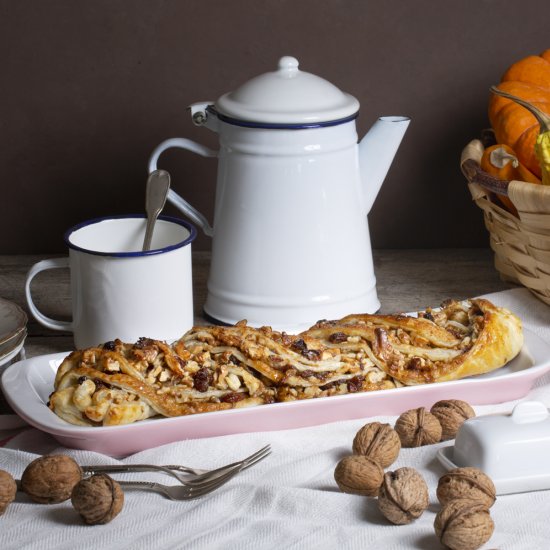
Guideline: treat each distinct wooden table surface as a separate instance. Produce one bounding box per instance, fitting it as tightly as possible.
[0,249,514,359]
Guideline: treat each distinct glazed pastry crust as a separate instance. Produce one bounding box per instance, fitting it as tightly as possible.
[49,338,270,426]
[431,298,523,382]
[303,299,523,385]
[48,299,523,426]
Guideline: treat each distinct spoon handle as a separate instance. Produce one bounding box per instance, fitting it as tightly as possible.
[142,170,171,251]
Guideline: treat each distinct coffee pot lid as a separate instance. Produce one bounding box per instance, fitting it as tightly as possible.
[214,56,360,126]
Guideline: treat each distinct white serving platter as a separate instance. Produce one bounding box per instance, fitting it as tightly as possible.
[2,329,550,457]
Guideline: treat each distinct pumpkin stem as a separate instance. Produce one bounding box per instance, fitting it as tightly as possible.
[490,85,550,133]
[489,146,519,169]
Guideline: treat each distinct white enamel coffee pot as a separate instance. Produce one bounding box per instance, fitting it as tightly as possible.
[149,56,410,332]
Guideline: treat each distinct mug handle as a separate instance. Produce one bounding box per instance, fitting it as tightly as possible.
[148,137,217,237]
[25,257,72,332]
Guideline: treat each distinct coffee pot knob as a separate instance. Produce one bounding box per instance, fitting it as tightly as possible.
[278,56,299,76]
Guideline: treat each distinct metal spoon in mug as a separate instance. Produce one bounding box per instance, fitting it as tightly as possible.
[142,169,171,251]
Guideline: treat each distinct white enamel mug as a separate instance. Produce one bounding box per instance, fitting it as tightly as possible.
[25,215,197,348]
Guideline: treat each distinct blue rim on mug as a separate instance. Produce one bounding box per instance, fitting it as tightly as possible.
[64,214,198,257]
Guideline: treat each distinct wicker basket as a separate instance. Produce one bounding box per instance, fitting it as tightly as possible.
[461,139,550,306]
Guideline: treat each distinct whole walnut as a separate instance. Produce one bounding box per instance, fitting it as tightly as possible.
[430,399,476,440]
[437,467,496,508]
[0,469,17,515]
[334,455,384,496]
[394,407,442,447]
[71,474,124,525]
[21,454,82,504]
[434,498,494,550]
[377,467,429,525]
[352,422,401,468]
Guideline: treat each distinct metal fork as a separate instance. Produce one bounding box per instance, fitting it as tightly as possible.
[117,463,243,500]
[82,444,271,486]
[163,444,271,485]
[15,468,243,502]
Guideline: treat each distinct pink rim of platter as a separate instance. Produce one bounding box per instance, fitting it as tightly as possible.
[2,328,549,457]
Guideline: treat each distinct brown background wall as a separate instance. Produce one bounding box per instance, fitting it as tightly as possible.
[0,0,548,253]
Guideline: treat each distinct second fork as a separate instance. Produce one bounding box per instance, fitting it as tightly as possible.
[82,444,271,486]
[117,466,240,501]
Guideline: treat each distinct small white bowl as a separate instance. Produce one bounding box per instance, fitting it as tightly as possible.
[437,401,550,495]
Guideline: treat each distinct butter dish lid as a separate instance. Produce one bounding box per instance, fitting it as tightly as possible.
[437,401,550,495]
[215,56,359,125]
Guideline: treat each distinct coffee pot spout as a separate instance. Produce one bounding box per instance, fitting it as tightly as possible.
[358,116,410,214]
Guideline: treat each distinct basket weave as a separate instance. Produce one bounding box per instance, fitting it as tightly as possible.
[461,139,550,306]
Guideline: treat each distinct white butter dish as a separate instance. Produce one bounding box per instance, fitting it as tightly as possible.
[437,401,550,495]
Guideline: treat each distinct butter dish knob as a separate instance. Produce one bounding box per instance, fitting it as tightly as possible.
[511,401,549,424]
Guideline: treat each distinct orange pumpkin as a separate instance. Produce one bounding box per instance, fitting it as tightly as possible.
[488,49,550,178]
[480,144,541,215]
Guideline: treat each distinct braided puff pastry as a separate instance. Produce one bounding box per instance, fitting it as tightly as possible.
[49,299,522,427]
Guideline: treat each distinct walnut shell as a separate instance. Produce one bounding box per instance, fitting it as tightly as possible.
[21,454,82,504]
[394,407,442,447]
[430,399,476,440]
[71,474,124,525]
[377,467,429,525]
[334,455,384,496]
[352,422,401,468]
[0,469,17,516]
[437,467,496,508]
[434,498,494,550]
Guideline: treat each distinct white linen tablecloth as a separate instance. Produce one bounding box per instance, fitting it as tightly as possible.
[1,288,549,550]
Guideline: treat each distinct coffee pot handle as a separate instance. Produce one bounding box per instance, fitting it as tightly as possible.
[148,138,218,237]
